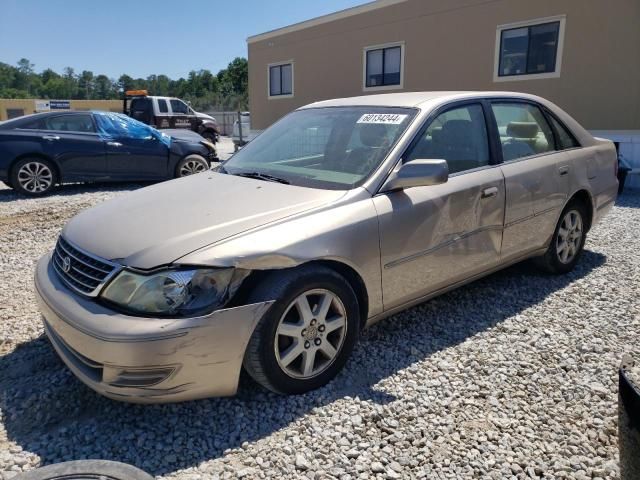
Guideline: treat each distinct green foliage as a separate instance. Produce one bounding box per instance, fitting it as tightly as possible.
[0,58,249,110]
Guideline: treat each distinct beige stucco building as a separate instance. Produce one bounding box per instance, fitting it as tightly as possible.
[248,0,640,181]
[0,99,122,121]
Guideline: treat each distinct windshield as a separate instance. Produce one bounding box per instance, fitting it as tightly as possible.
[223,106,416,189]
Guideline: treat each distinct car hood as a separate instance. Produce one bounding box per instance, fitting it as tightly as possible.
[196,112,216,122]
[62,173,346,269]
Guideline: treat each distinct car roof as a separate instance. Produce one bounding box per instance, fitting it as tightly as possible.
[300,91,550,109]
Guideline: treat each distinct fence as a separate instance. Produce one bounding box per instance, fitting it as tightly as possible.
[205,111,243,136]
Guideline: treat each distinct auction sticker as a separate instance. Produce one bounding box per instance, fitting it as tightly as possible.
[357,113,407,124]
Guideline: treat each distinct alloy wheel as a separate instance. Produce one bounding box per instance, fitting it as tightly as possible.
[179,159,207,176]
[274,289,347,379]
[556,209,583,264]
[17,161,53,193]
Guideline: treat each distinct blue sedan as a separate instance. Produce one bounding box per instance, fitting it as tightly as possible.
[0,111,218,195]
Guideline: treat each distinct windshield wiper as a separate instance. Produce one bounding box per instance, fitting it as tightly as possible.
[233,171,290,184]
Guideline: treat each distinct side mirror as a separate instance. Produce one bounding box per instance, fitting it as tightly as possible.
[381,159,449,192]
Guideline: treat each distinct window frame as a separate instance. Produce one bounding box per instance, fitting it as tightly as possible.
[493,15,566,82]
[268,60,294,99]
[169,99,189,115]
[362,41,405,92]
[403,100,501,172]
[542,107,582,151]
[487,98,572,164]
[42,113,98,134]
[157,98,169,114]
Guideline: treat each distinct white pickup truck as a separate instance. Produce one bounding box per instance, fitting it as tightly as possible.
[124,90,220,143]
[231,112,259,151]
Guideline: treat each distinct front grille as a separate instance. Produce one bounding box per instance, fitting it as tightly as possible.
[52,236,119,296]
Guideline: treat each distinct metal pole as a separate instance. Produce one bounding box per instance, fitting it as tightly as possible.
[237,111,244,145]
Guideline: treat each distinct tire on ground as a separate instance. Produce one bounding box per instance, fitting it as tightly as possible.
[535,200,588,274]
[175,154,209,178]
[10,157,57,196]
[243,264,361,395]
[16,460,154,480]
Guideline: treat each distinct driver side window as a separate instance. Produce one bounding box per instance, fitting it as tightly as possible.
[170,100,189,115]
[406,104,490,174]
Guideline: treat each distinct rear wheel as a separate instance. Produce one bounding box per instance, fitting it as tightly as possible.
[535,201,587,274]
[10,157,57,196]
[243,265,360,394]
[175,154,208,178]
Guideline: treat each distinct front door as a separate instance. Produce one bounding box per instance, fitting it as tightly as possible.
[490,101,569,261]
[94,113,170,180]
[169,99,198,131]
[374,102,505,310]
[105,136,169,180]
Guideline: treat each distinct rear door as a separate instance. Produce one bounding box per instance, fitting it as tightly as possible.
[490,101,569,261]
[374,101,505,309]
[37,114,107,181]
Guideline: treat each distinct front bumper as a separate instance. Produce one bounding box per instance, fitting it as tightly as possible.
[34,253,272,403]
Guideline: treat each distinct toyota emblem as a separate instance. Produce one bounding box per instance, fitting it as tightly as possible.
[62,256,71,273]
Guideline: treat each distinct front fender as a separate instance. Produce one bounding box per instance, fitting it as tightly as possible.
[176,196,384,318]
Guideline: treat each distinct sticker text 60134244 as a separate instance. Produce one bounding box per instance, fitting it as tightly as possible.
[357,113,408,125]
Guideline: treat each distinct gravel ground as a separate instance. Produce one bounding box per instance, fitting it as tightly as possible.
[0,172,638,479]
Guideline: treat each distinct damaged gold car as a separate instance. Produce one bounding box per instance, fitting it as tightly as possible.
[35,92,618,402]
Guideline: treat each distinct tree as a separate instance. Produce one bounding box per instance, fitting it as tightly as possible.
[78,70,94,99]
[14,58,34,92]
[0,57,248,108]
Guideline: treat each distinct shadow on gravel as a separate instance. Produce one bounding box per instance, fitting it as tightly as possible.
[0,250,606,475]
[0,182,147,203]
[616,191,640,208]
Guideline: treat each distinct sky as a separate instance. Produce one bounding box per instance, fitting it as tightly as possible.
[0,0,367,79]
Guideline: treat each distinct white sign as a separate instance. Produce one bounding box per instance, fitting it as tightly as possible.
[35,100,50,112]
[357,113,407,125]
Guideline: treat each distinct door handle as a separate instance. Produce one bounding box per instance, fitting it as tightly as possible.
[107,141,123,147]
[559,165,569,176]
[481,186,499,199]
[42,135,60,141]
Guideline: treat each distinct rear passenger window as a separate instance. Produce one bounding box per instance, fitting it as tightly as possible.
[406,104,490,174]
[547,114,580,150]
[491,103,555,161]
[157,99,169,113]
[44,114,95,133]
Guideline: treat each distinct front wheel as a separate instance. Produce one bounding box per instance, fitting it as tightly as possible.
[175,154,209,178]
[243,265,360,395]
[535,201,587,274]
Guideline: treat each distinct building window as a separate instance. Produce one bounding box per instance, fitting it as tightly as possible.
[269,62,293,98]
[363,43,404,90]
[494,15,566,82]
[6,108,24,119]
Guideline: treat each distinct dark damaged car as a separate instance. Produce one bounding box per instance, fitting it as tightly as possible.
[0,111,217,196]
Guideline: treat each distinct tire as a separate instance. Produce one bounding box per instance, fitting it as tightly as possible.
[1,180,12,188]
[243,265,361,395]
[175,154,209,178]
[535,200,588,274]
[10,157,57,196]
[16,460,153,480]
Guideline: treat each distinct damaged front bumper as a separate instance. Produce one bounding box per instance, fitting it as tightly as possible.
[34,253,272,403]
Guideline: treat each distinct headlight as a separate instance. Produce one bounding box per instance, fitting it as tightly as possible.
[101,268,246,317]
